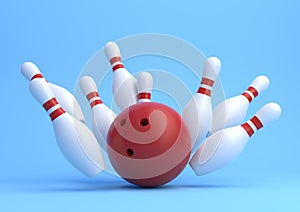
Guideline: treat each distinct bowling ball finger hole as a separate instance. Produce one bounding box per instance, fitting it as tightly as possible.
[140,118,149,126]
[126,148,134,157]
[120,119,126,126]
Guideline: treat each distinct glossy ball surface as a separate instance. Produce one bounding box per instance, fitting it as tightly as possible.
[107,102,191,187]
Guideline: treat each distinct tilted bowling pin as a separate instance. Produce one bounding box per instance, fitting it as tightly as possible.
[79,76,117,150]
[182,57,221,148]
[209,75,270,135]
[104,42,138,110]
[29,78,104,177]
[21,62,85,123]
[190,102,281,176]
[137,72,153,103]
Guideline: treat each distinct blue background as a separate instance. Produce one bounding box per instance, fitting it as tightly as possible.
[1,0,299,211]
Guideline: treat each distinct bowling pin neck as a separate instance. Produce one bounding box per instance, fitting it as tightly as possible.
[104,42,125,72]
[197,57,221,97]
[79,76,104,108]
[21,62,44,81]
[137,72,153,103]
[110,57,125,72]
[241,102,281,137]
[42,98,66,121]
[241,116,263,137]
[197,78,215,97]
[241,75,270,103]
[29,78,65,121]
[138,92,151,102]
[241,86,258,103]
[86,92,104,108]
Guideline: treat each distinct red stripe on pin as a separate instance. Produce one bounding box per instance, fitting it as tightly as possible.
[248,86,258,98]
[31,74,43,80]
[138,92,151,100]
[110,57,122,64]
[42,98,58,111]
[90,99,103,108]
[242,92,253,103]
[241,123,255,137]
[112,64,124,72]
[50,107,65,121]
[250,116,263,130]
[197,87,211,96]
[201,78,214,87]
[86,92,99,101]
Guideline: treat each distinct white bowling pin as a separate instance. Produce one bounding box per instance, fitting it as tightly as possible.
[182,57,221,148]
[29,78,104,177]
[137,72,153,103]
[21,62,85,123]
[79,76,117,150]
[104,42,138,111]
[209,75,270,135]
[190,102,281,176]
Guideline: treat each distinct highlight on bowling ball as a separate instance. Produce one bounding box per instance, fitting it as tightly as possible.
[22,33,282,188]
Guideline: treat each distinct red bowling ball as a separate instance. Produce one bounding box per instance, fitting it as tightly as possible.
[107,102,191,187]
